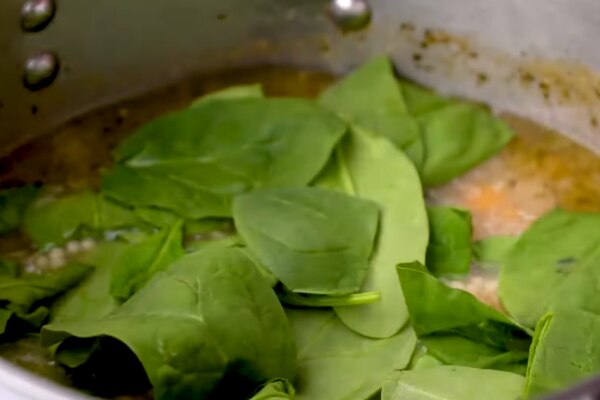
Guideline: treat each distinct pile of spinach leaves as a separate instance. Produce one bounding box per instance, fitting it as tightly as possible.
[10,55,594,400]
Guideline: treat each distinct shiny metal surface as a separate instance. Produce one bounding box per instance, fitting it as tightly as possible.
[2,0,600,157]
[21,0,56,32]
[22,51,59,91]
[327,0,372,32]
[2,0,600,399]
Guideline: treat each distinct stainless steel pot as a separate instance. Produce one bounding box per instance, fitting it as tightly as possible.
[1,0,600,398]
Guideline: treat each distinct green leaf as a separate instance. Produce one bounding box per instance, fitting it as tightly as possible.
[110,221,184,301]
[525,308,600,397]
[0,185,40,235]
[250,379,295,400]
[0,258,19,277]
[103,98,347,219]
[320,56,421,150]
[381,366,525,400]
[50,242,131,323]
[23,191,147,249]
[0,264,92,313]
[473,235,518,271]
[398,81,514,186]
[397,263,531,370]
[42,247,296,400]
[190,84,264,108]
[499,209,600,327]
[316,127,428,338]
[286,307,416,400]
[426,207,472,276]
[233,187,379,295]
[0,262,91,337]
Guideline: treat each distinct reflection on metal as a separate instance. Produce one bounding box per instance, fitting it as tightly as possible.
[23,52,60,91]
[21,0,56,32]
[327,0,371,31]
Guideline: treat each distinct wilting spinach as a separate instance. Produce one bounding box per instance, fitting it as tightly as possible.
[397,263,530,371]
[398,81,514,186]
[190,84,264,108]
[103,98,347,219]
[320,57,421,151]
[524,308,600,397]
[286,307,416,400]
[50,242,131,323]
[0,261,91,338]
[0,185,40,235]
[23,190,147,249]
[499,209,600,327]
[381,366,525,400]
[425,206,472,276]
[249,379,295,400]
[319,56,514,187]
[233,187,379,295]
[316,127,429,338]
[43,247,296,400]
[110,220,184,301]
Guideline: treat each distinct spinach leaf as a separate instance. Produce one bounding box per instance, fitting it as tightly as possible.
[319,57,421,150]
[0,185,40,234]
[0,264,92,313]
[286,307,416,400]
[42,247,296,400]
[524,308,600,397]
[50,241,134,323]
[233,187,379,295]
[24,191,147,249]
[316,127,428,338]
[426,207,472,276]
[397,263,531,370]
[398,81,514,186]
[381,366,525,400]
[0,262,91,337]
[499,209,600,327]
[276,285,380,307]
[110,221,184,301]
[250,379,295,400]
[103,98,347,219]
[190,84,264,108]
[473,235,518,271]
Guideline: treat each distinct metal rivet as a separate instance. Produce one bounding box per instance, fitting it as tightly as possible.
[327,0,371,32]
[23,52,60,91]
[21,0,56,32]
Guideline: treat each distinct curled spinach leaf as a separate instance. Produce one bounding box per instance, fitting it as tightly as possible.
[42,247,296,400]
[0,261,91,338]
[233,187,379,296]
[397,262,531,371]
